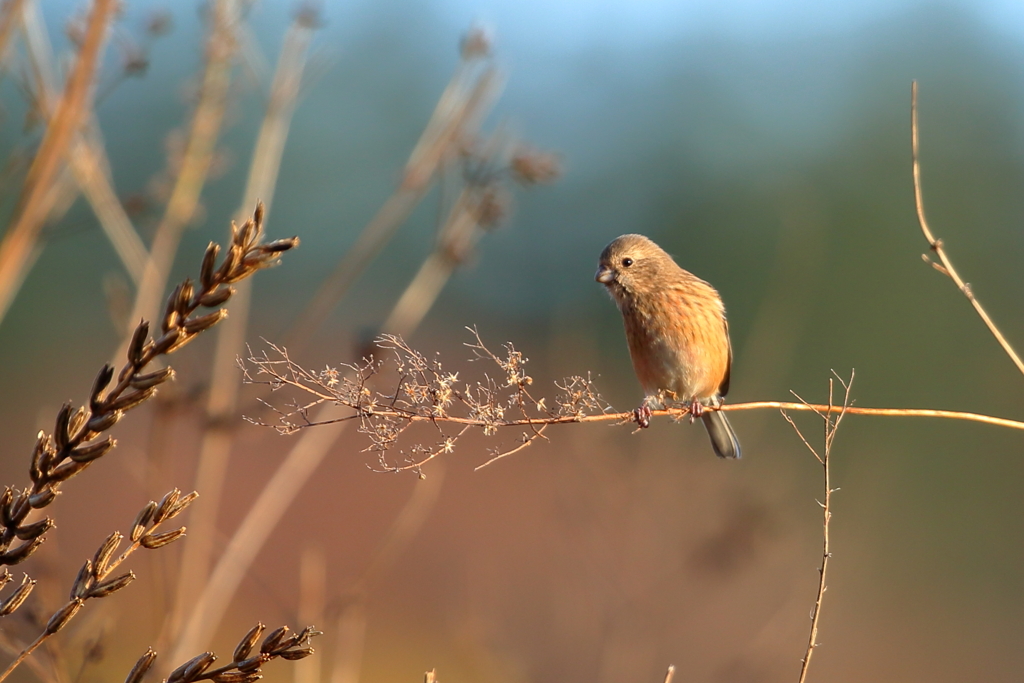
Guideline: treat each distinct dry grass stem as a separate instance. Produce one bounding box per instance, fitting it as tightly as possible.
[0,0,29,72]
[285,27,502,352]
[0,0,116,326]
[116,0,241,364]
[166,10,319,648]
[662,665,675,683]
[911,81,1024,376]
[781,372,851,683]
[245,331,1023,472]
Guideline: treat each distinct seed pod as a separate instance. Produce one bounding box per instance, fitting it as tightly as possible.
[199,288,233,308]
[252,201,265,233]
[124,648,157,683]
[152,328,185,355]
[127,321,150,367]
[68,407,87,442]
[130,367,175,390]
[70,560,94,599]
[163,491,198,521]
[87,571,135,598]
[212,672,263,683]
[0,575,35,616]
[30,433,50,484]
[260,237,299,253]
[106,387,157,413]
[131,502,158,541]
[216,245,243,282]
[48,458,90,483]
[177,280,195,314]
[180,651,216,682]
[235,656,264,673]
[45,598,84,634]
[91,365,115,407]
[15,517,53,541]
[53,404,73,451]
[7,491,30,526]
[260,626,289,654]
[0,488,12,524]
[168,652,215,683]
[154,489,180,523]
[70,436,115,463]
[1,537,44,565]
[86,410,122,433]
[92,532,122,578]
[232,623,265,662]
[278,648,314,661]
[183,310,227,335]
[28,487,57,509]
[140,528,186,549]
[200,242,221,290]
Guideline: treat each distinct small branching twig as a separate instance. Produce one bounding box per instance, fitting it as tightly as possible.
[911,81,1024,376]
[0,489,197,683]
[781,371,852,683]
[245,330,1024,472]
[124,623,319,683]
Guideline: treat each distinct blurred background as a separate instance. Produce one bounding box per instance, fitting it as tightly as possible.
[1,0,1023,681]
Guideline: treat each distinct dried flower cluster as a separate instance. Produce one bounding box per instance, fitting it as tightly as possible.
[243,328,610,474]
[125,623,320,683]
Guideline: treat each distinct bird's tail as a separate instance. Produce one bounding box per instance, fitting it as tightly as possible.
[701,410,741,459]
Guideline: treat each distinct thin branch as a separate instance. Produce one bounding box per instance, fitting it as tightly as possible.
[785,373,852,683]
[911,81,1024,376]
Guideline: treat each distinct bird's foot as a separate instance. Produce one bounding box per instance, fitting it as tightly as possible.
[633,403,652,429]
[688,400,704,424]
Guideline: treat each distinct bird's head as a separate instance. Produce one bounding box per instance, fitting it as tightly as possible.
[595,234,674,303]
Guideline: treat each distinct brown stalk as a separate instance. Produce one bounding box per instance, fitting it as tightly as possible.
[115,0,240,364]
[782,373,852,683]
[0,0,28,66]
[19,6,149,283]
[0,0,116,326]
[284,37,501,353]
[911,81,1024,376]
[165,12,317,647]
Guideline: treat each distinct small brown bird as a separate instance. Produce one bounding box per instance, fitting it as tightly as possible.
[596,234,741,459]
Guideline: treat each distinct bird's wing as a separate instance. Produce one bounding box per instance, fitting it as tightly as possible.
[720,316,732,398]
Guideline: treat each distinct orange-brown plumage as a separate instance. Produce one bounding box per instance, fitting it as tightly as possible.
[596,234,740,458]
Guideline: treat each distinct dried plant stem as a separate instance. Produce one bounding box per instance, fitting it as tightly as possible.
[284,56,500,352]
[911,81,1024,376]
[662,665,675,683]
[165,14,315,646]
[0,0,116,326]
[169,411,348,665]
[783,374,852,683]
[116,0,239,362]
[0,0,28,65]
[19,6,149,283]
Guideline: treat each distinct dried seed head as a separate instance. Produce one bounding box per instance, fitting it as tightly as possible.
[140,528,186,549]
[92,532,122,578]
[127,321,151,367]
[232,623,265,662]
[260,626,289,654]
[47,458,90,483]
[163,491,198,521]
[45,598,84,634]
[54,403,74,451]
[154,489,180,523]
[152,327,185,355]
[260,237,299,254]
[211,672,262,683]
[14,517,53,541]
[0,574,35,616]
[198,288,233,308]
[124,648,157,683]
[70,436,116,463]
[91,365,115,406]
[4,491,30,527]
[183,309,227,335]
[86,410,122,434]
[235,655,264,673]
[278,648,314,661]
[28,487,58,509]
[201,242,221,290]
[168,651,215,683]
[1,536,44,565]
[69,406,88,441]
[130,367,175,390]
[70,560,95,599]
[107,387,157,413]
[131,502,159,541]
[87,571,135,598]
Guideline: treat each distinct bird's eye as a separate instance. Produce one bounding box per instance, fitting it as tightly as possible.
[621,257,633,267]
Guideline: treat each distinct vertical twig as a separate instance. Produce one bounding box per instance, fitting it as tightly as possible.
[782,371,852,683]
[911,81,1024,376]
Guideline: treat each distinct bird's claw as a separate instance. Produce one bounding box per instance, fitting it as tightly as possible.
[634,403,652,428]
[688,400,704,423]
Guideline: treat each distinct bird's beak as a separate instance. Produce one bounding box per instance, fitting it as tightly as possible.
[595,265,615,284]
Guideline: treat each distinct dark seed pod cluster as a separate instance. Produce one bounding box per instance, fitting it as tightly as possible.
[0,202,295,621]
[125,623,320,683]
